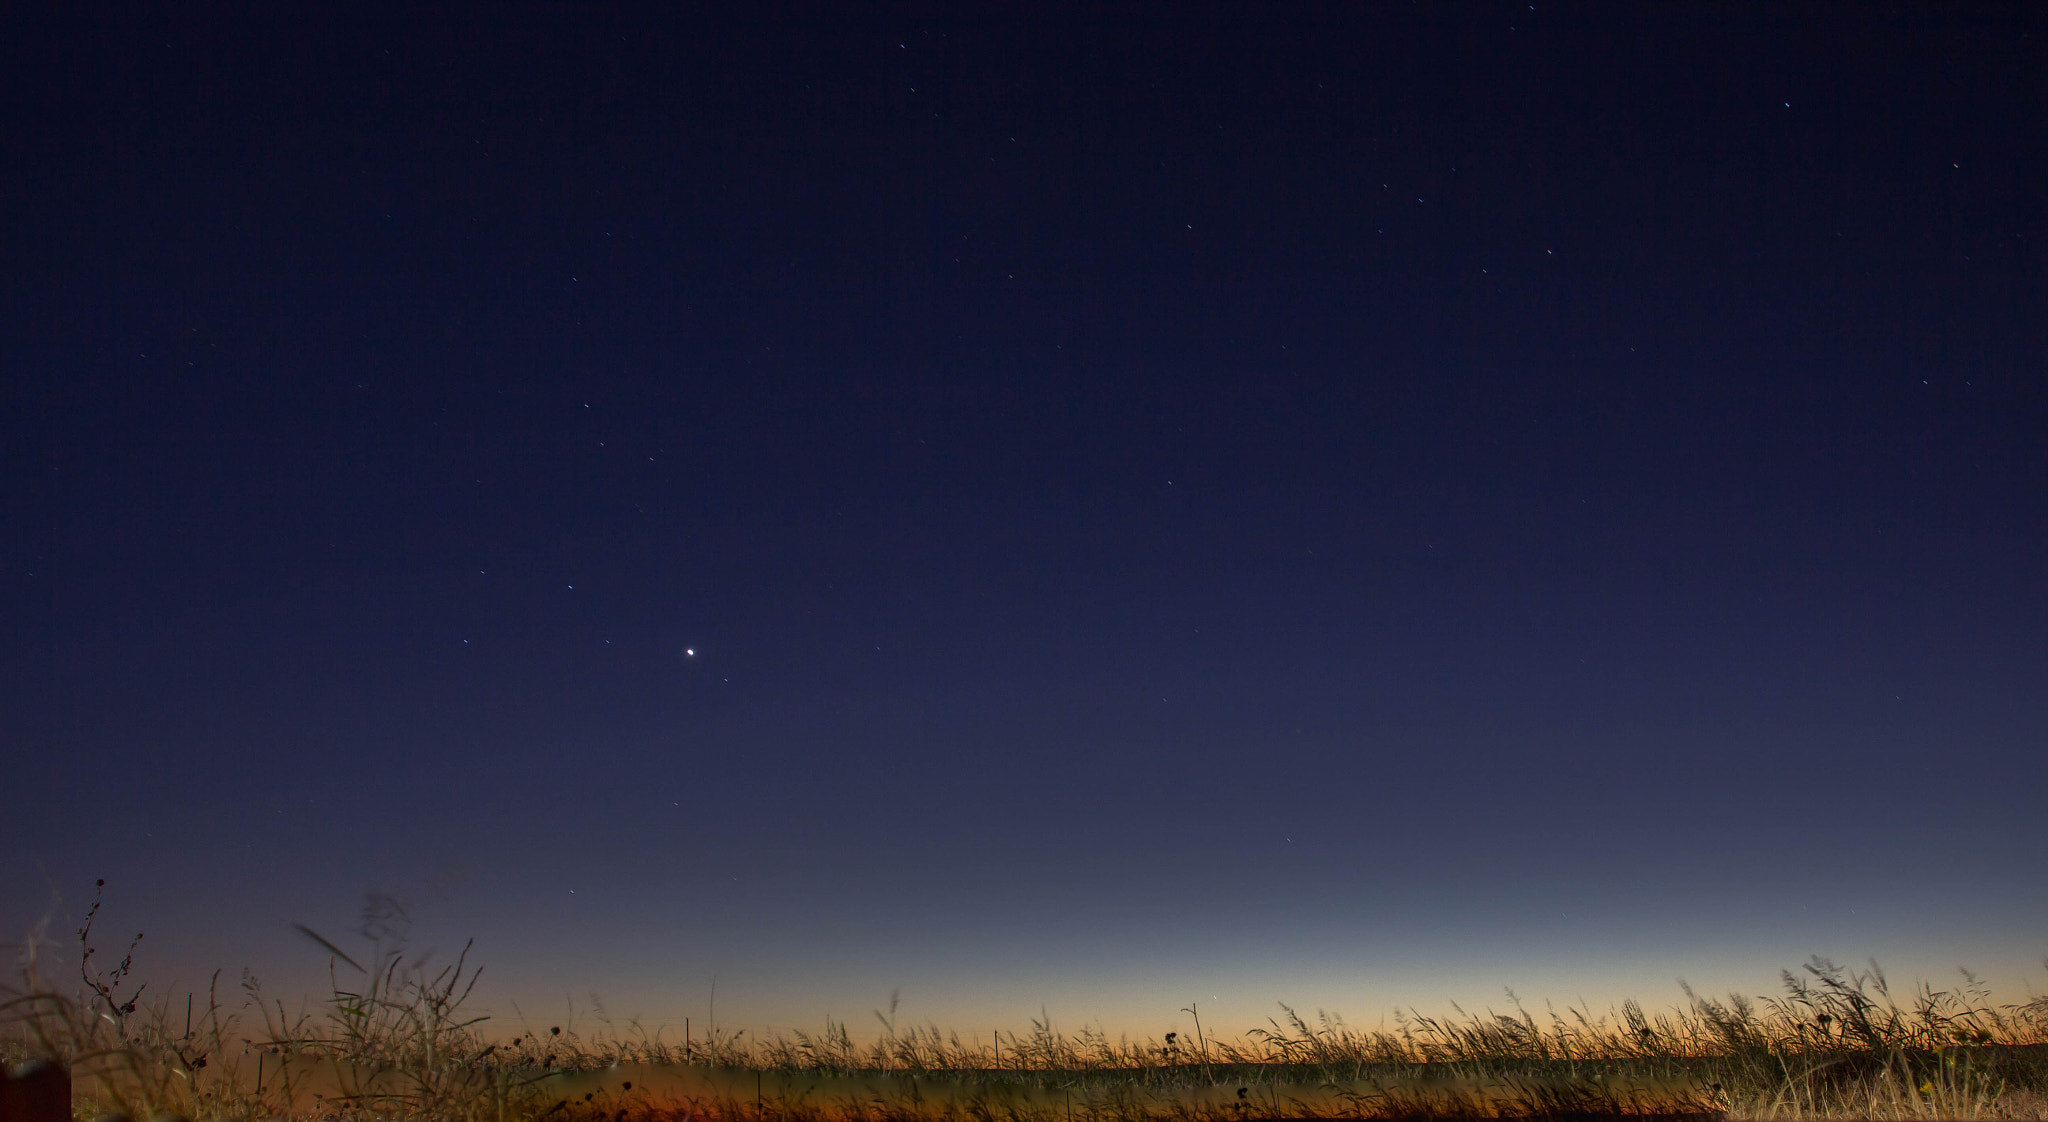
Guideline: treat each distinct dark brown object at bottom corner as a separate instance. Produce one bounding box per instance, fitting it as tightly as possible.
[0,1061,70,1122]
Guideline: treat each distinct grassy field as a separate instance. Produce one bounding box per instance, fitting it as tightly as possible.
[8,886,2046,1121]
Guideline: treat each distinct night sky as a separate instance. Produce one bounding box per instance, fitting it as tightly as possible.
[5,6,2045,1042]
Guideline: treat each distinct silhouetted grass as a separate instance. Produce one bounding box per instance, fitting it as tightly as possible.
[8,884,2048,1121]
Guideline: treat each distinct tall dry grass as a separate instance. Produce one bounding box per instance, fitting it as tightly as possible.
[8,884,2048,1121]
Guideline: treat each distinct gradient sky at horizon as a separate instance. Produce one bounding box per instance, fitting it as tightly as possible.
[4,5,2046,1044]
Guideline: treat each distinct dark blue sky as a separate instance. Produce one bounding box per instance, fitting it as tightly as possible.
[5,5,2045,1039]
